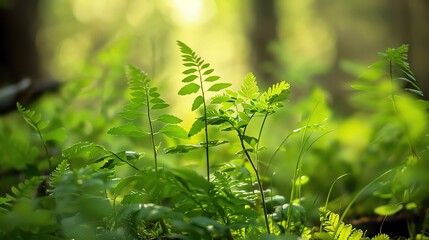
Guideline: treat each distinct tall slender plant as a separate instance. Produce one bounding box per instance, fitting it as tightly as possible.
[108,64,187,172]
[176,41,231,181]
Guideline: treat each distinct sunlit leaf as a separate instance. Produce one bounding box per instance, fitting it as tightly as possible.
[108,123,147,137]
[158,125,188,139]
[208,83,231,92]
[374,203,403,216]
[157,114,182,124]
[189,118,205,137]
[182,75,198,83]
[151,103,170,110]
[204,76,220,82]
[192,96,204,111]
[164,144,203,154]
[294,175,310,186]
[178,83,200,95]
[201,63,210,69]
[183,68,198,74]
[239,72,260,99]
[202,69,214,75]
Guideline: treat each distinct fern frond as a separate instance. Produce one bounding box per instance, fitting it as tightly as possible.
[319,207,364,240]
[239,72,260,100]
[16,102,49,132]
[379,44,422,96]
[260,81,291,105]
[371,233,390,240]
[176,40,230,100]
[50,159,71,189]
[16,102,55,170]
[0,176,45,209]
[176,41,231,182]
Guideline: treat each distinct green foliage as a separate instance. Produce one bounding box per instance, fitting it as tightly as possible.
[108,64,187,171]
[319,207,365,240]
[1,42,429,240]
[176,40,232,182]
[378,44,422,96]
[17,102,66,171]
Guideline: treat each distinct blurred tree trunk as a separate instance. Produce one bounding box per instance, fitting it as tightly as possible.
[248,0,279,85]
[0,0,60,114]
[0,0,40,86]
[407,0,429,98]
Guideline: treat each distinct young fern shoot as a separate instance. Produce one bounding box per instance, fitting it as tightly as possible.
[17,102,63,172]
[379,44,422,158]
[211,73,290,234]
[108,65,187,172]
[176,41,231,181]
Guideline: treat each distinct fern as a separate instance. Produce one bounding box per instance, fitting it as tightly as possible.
[319,207,364,240]
[239,72,260,101]
[0,176,45,212]
[108,64,186,171]
[62,141,141,171]
[176,40,231,181]
[371,233,391,240]
[209,72,291,235]
[50,159,70,189]
[378,44,422,96]
[17,102,53,171]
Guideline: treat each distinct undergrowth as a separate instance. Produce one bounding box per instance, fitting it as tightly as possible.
[0,43,428,240]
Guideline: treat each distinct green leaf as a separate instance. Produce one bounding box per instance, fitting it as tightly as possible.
[158,125,188,139]
[118,110,144,120]
[201,63,210,69]
[183,68,198,74]
[178,83,200,95]
[202,69,214,75]
[151,103,170,110]
[108,123,147,137]
[182,75,198,83]
[37,120,50,131]
[294,175,310,186]
[188,117,205,137]
[157,114,182,124]
[207,83,232,92]
[192,96,204,111]
[204,76,220,82]
[200,140,228,147]
[374,203,403,216]
[371,233,391,240]
[243,135,258,147]
[164,144,203,154]
[239,72,260,99]
[260,81,290,104]
[211,94,232,104]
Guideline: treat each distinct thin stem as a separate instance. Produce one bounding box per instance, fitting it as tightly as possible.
[255,113,269,171]
[36,127,51,172]
[198,67,210,182]
[236,128,270,234]
[146,85,158,172]
[389,61,419,159]
[334,169,393,236]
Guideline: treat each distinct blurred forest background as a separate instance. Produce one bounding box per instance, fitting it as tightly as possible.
[2,0,429,112]
[1,0,429,224]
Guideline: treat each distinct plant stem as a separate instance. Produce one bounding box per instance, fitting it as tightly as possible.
[36,127,51,172]
[388,61,419,159]
[334,169,393,236]
[198,67,210,182]
[255,113,269,171]
[146,84,158,172]
[236,128,270,234]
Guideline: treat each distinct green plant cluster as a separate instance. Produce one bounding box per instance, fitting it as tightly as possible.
[0,43,429,239]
